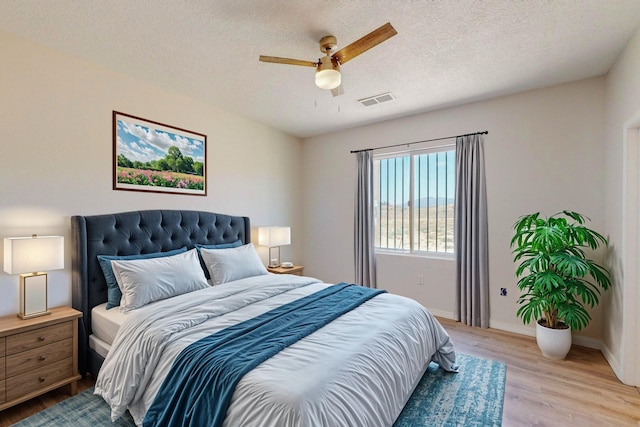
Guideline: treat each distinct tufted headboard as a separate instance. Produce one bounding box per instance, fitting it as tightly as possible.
[71,209,250,377]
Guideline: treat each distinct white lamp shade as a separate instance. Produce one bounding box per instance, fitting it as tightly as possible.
[4,235,64,274]
[258,227,291,247]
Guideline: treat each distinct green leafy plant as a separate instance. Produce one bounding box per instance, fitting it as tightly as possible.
[510,211,611,331]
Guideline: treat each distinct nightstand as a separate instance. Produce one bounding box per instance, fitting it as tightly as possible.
[267,265,304,276]
[0,306,82,411]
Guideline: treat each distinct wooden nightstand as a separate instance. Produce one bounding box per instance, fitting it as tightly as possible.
[267,265,304,276]
[0,306,82,411]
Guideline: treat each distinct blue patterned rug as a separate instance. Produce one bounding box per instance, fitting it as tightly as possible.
[394,353,505,426]
[12,353,505,427]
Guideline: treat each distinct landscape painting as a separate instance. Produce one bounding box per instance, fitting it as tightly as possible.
[113,111,206,196]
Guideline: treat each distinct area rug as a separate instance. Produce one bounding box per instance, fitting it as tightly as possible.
[12,353,505,427]
[394,353,506,426]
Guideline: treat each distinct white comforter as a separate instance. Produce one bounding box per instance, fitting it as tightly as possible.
[95,274,456,427]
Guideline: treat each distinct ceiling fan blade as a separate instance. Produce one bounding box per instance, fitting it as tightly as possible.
[259,55,317,67]
[333,22,397,65]
[331,84,344,97]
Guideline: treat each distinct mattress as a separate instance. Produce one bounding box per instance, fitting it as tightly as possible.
[89,334,111,358]
[91,302,128,347]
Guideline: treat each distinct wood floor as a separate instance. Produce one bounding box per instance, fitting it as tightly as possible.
[1,319,638,426]
[439,318,640,427]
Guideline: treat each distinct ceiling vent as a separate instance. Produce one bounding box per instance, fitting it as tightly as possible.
[358,92,395,107]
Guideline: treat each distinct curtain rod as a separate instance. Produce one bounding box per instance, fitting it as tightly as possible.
[350,130,488,154]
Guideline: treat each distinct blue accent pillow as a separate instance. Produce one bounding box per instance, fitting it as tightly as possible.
[98,247,188,309]
[195,240,243,279]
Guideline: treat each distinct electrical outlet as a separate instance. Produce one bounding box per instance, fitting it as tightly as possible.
[500,288,507,296]
[417,275,424,286]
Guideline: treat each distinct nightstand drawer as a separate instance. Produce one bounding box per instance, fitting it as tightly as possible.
[0,379,5,403]
[0,356,4,380]
[0,336,5,357]
[6,321,73,355]
[6,337,72,377]
[6,358,72,402]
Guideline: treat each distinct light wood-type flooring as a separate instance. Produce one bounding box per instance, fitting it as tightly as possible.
[1,318,638,426]
[440,318,640,426]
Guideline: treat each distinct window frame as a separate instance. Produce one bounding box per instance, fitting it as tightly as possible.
[373,143,456,258]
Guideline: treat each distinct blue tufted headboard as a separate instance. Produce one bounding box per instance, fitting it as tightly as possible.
[71,209,250,377]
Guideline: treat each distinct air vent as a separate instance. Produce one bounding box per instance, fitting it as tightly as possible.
[358,92,395,107]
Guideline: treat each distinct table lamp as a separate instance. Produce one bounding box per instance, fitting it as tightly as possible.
[4,235,64,319]
[258,226,291,268]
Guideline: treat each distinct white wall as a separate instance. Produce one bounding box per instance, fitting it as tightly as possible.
[0,31,303,317]
[302,77,607,341]
[603,25,640,385]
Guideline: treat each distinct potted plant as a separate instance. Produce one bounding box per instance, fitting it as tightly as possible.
[510,211,611,359]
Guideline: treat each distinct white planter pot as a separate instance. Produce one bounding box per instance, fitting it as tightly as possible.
[536,320,572,360]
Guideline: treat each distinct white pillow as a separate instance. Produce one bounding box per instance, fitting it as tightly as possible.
[200,243,268,286]
[111,248,209,312]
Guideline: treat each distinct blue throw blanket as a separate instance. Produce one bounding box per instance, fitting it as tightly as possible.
[143,283,386,427]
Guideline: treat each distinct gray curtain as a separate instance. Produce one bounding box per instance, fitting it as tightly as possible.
[355,150,376,288]
[454,134,489,327]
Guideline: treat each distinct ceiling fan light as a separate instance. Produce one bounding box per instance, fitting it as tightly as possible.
[315,56,341,90]
[316,69,341,90]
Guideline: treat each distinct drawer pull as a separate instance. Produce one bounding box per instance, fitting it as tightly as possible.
[38,336,46,342]
[38,376,46,382]
[38,355,47,361]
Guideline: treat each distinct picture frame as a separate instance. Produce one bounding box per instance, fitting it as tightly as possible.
[113,111,207,196]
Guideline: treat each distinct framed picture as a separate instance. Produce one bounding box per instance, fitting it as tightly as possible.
[113,111,207,196]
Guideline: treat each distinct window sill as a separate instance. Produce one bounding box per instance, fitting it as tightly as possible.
[375,250,455,261]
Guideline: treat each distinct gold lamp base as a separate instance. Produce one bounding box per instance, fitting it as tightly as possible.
[18,272,51,320]
[268,246,281,268]
[18,310,52,320]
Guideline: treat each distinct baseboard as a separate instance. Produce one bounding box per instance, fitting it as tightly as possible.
[489,320,535,337]
[427,308,455,319]
[572,335,602,350]
[438,316,605,352]
[600,341,623,382]
[489,320,603,350]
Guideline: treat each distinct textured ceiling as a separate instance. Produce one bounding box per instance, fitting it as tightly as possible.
[1,1,640,138]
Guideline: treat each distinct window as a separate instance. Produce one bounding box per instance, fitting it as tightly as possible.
[373,146,456,254]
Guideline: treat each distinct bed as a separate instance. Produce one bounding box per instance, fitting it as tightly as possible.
[71,209,456,426]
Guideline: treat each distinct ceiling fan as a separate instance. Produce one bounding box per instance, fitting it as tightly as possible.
[259,22,397,96]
